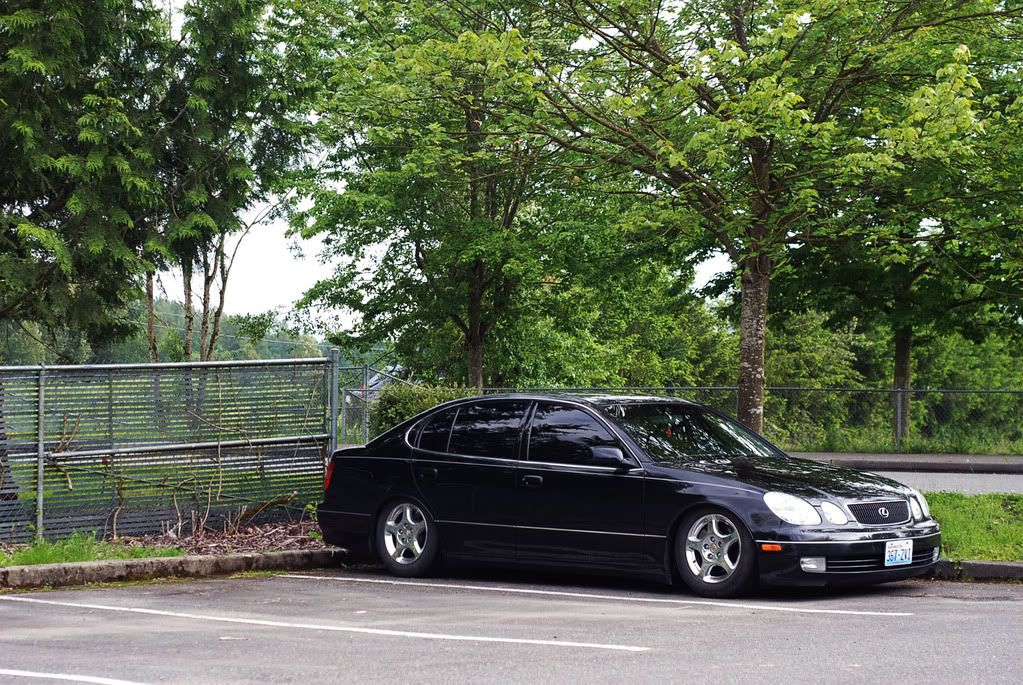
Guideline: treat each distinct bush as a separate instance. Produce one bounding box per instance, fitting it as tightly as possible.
[370,384,476,437]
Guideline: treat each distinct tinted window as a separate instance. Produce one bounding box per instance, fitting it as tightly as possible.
[528,403,618,465]
[417,407,458,452]
[604,403,780,464]
[447,401,529,458]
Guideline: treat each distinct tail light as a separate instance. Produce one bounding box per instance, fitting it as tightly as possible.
[324,459,335,491]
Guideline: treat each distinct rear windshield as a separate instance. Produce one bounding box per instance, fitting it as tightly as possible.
[601,403,781,463]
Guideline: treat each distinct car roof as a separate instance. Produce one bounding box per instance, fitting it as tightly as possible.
[438,392,704,410]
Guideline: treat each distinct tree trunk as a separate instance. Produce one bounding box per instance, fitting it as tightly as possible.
[198,248,214,361]
[206,239,229,362]
[181,260,194,359]
[145,271,158,363]
[736,253,772,434]
[467,330,484,389]
[892,328,912,446]
[466,266,485,389]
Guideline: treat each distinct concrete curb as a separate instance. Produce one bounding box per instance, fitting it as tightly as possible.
[0,548,344,591]
[795,453,1023,475]
[932,558,1023,581]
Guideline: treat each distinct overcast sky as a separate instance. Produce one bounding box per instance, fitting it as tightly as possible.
[158,217,332,316]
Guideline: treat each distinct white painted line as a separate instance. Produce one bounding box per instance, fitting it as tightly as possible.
[0,669,146,685]
[281,574,914,617]
[0,595,647,653]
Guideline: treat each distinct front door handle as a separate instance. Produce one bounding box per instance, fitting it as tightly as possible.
[521,474,543,488]
[416,467,438,483]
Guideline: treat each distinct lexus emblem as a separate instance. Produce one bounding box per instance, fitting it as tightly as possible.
[878,507,890,518]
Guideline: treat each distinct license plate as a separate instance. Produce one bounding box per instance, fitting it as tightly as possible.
[884,540,913,567]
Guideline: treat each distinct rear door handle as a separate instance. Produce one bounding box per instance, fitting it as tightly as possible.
[521,474,543,488]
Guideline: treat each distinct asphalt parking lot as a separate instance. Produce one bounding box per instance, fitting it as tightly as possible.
[1,568,1021,684]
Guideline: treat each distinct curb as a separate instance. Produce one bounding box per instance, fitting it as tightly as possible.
[795,454,1023,475]
[833,460,1023,475]
[0,549,345,591]
[932,558,1023,581]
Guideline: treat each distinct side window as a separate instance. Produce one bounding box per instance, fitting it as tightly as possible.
[417,407,458,453]
[447,401,529,459]
[528,403,619,465]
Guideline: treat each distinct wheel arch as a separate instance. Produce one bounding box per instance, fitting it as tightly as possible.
[663,498,759,586]
[370,492,437,562]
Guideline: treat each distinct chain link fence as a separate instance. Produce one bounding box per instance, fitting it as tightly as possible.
[339,372,1023,456]
[338,365,416,446]
[0,355,340,544]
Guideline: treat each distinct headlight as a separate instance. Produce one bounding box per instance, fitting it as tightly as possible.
[909,497,923,521]
[764,492,822,525]
[910,490,930,520]
[820,501,849,525]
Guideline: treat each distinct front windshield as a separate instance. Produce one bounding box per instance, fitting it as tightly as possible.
[603,403,782,463]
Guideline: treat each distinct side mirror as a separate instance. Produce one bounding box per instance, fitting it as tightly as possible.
[590,446,632,471]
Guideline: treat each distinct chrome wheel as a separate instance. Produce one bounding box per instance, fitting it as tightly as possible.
[382,502,428,565]
[684,513,742,584]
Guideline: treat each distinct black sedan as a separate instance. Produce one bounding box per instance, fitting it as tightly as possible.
[318,394,941,597]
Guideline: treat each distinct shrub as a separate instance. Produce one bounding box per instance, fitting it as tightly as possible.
[370,384,476,437]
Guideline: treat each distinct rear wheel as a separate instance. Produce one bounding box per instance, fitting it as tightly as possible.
[376,499,438,577]
[674,507,755,598]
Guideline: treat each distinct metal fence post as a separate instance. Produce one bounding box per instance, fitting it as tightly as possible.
[328,348,339,455]
[35,365,45,540]
[339,389,348,448]
[362,363,370,444]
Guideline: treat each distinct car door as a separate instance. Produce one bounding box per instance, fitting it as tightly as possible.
[411,399,529,564]
[516,401,648,572]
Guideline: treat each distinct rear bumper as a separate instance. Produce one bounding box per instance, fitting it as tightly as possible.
[756,527,942,587]
[317,504,374,560]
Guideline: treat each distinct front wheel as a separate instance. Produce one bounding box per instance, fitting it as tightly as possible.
[674,507,756,598]
[375,499,439,577]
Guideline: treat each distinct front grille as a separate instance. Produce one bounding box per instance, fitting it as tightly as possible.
[826,548,936,573]
[847,500,910,525]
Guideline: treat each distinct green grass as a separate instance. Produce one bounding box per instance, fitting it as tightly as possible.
[0,532,183,567]
[926,492,1023,562]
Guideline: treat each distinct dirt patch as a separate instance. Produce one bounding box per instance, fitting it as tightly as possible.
[1,520,327,559]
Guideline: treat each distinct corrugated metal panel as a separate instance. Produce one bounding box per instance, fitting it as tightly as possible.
[0,359,334,544]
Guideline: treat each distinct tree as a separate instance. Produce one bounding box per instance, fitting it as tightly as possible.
[158,0,311,361]
[1,0,168,341]
[445,0,1017,431]
[288,1,565,387]
[767,17,1023,438]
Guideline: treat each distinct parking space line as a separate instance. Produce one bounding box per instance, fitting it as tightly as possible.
[280,574,914,617]
[0,669,146,685]
[0,595,648,653]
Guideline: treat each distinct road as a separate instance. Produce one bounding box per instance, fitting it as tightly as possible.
[1,568,1021,684]
[876,471,1023,494]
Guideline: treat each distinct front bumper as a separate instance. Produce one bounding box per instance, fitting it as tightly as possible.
[755,524,941,587]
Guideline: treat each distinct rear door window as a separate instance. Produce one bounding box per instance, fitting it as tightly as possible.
[417,407,458,453]
[528,403,619,465]
[447,401,530,459]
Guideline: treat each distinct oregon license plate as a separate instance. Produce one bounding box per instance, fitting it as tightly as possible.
[884,540,913,567]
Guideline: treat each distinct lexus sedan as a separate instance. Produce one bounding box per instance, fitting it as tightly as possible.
[318,394,941,597]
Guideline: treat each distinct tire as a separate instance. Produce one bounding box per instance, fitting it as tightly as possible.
[674,507,756,598]
[375,498,439,577]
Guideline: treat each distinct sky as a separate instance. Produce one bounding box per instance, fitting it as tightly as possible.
[158,216,333,317]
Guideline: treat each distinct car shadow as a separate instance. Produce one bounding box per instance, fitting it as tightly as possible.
[338,561,923,604]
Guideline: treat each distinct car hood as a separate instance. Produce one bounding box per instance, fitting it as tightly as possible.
[658,454,910,500]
